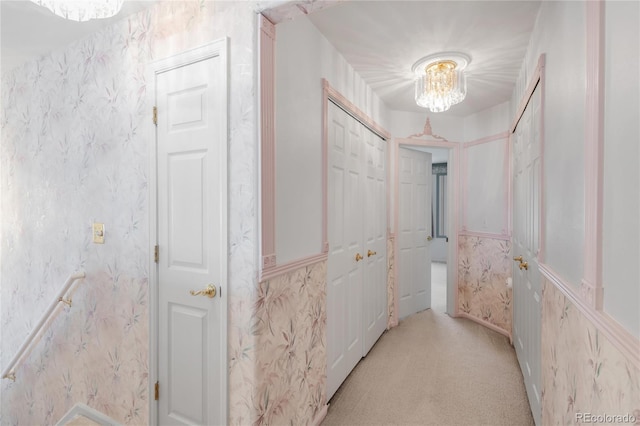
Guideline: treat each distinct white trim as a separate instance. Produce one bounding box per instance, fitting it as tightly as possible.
[148,38,229,425]
[146,55,158,425]
[540,263,640,370]
[56,403,122,426]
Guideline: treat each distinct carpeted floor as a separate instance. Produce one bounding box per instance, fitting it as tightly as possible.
[322,307,534,426]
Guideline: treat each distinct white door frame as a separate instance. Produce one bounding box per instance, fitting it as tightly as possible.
[393,137,460,322]
[148,39,229,425]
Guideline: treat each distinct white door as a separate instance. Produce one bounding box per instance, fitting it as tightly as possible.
[327,101,364,399]
[512,84,541,425]
[397,147,432,319]
[156,43,227,426]
[362,129,387,355]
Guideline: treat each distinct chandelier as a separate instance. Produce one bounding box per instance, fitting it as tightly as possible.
[30,0,124,22]
[412,52,471,113]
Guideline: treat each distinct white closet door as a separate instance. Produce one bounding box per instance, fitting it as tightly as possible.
[512,85,542,425]
[327,101,388,399]
[327,102,364,399]
[363,128,387,355]
[398,147,432,319]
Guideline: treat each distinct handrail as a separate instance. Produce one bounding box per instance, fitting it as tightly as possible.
[1,271,85,380]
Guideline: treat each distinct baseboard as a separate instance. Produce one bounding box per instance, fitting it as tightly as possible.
[387,317,399,329]
[312,403,329,426]
[457,312,512,343]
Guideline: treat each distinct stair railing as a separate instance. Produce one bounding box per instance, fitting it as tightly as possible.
[1,271,85,380]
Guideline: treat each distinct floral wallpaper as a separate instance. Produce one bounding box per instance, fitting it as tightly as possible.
[541,279,640,425]
[248,261,327,426]
[1,1,258,425]
[457,235,512,335]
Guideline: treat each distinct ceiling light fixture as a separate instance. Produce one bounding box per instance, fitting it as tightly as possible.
[412,52,471,113]
[30,0,124,22]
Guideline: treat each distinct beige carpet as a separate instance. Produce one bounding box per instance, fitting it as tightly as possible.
[322,310,534,426]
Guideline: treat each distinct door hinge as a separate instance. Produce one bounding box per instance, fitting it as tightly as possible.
[153,106,158,126]
[154,245,159,263]
[154,381,159,400]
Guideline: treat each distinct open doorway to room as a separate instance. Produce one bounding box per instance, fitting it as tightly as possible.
[398,145,452,314]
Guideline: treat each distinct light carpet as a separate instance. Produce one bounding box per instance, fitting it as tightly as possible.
[322,309,534,426]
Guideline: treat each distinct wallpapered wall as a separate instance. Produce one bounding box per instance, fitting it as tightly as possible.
[541,280,640,424]
[0,1,258,425]
[457,235,512,336]
[251,262,327,426]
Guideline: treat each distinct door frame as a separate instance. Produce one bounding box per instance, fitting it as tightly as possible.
[392,136,460,324]
[148,39,229,425]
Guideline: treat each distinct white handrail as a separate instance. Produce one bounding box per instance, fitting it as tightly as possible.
[1,271,85,380]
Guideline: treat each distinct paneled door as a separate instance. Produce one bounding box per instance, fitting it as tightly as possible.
[327,101,387,399]
[327,101,365,399]
[155,42,227,426]
[363,127,387,355]
[397,147,432,319]
[512,84,542,425]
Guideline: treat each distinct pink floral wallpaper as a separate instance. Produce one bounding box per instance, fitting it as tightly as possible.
[457,235,512,335]
[1,1,259,425]
[541,279,640,425]
[250,261,327,426]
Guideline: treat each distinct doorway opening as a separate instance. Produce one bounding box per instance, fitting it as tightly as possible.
[400,145,451,314]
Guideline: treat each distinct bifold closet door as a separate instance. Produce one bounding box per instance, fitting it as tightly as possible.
[362,129,387,355]
[327,101,365,400]
[327,101,387,400]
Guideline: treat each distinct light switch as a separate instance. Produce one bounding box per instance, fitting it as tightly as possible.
[93,223,105,244]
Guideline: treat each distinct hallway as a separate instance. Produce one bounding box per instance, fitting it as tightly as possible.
[322,310,534,426]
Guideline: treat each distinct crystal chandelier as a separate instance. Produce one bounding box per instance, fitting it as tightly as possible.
[412,52,471,113]
[30,0,124,22]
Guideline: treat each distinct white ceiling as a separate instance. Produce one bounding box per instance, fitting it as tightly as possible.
[1,0,156,72]
[308,1,541,116]
[1,0,541,118]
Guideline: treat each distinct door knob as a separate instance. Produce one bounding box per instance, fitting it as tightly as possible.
[427,236,433,241]
[513,256,523,262]
[519,261,529,271]
[190,284,217,298]
[355,253,363,262]
[367,250,377,257]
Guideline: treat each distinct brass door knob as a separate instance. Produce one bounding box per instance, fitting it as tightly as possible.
[367,250,377,257]
[190,284,217,298]
[513,256,523,262]
[519,262,529,271]
[427,236,433,241]
[355,253,363,262]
